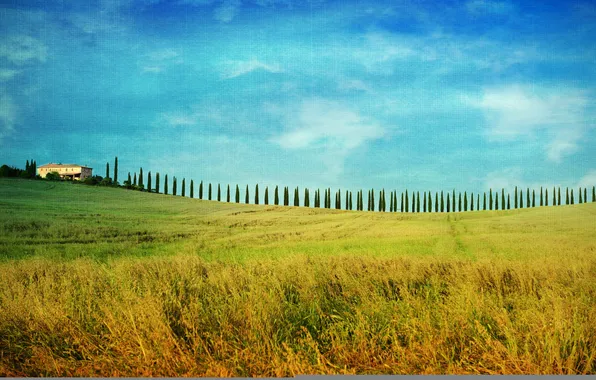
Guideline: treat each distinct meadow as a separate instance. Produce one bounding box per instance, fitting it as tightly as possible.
[0,178,594,375]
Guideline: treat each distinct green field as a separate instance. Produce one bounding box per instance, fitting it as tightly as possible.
[1,178,595,375]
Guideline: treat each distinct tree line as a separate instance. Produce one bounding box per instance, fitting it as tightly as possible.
[114,156,596,212]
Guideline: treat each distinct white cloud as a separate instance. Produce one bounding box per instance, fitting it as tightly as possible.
[220,59,283,79]
[272,99,384,151]
[0,95,17,140]
[269,99,384,179]
[468,85,591,162]
[0,69,20,82]
[0,36,48,65]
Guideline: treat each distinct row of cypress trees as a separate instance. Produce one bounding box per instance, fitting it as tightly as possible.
[111,158,596,212]
[125,168,596,212]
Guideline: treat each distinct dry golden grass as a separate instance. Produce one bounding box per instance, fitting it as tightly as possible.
[1,254,594,376]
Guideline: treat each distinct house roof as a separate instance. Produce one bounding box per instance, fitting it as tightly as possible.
[38,163,92,169]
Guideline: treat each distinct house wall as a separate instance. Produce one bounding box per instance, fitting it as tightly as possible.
[38,166,93,180]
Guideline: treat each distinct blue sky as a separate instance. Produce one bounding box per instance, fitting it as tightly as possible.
[1,0,595,198]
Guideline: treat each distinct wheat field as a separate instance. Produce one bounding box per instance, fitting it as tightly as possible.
[1,178,595,375]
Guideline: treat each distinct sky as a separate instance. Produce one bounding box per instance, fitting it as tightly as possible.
[1,0,595,198]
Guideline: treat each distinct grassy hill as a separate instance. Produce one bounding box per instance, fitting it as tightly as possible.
[1,178,595,375]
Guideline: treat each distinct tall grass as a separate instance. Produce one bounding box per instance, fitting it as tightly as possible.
[1,254,594,376]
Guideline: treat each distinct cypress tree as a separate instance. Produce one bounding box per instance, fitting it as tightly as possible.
[264,187,269,205]
[208,183,212,201]
[428,192,432,212]
[106,162,109,179]
[470,192,474,211]
[552,186,556,206]
[305,188,309,207]
[526,188,530,208]
[540,187,543,206]
[436,192,439,212]
[566,187,569,205]
[463,192,467,211]
[191,180,194,198]
[345,190,349,210]
[390,191,394,212]
[423,191,427,212]
[570,189,574,205]
[335,190,339,210]
[558,187,561,206]
[401,193,404,212]
[447,194,450,212]
[284,187,289,206]
[489,189,493,211]
[416,191,420,213]
[584,188,587,203]
[483,192,486,210]
[26,160,29,174]
[314,189,319,208]
[217,183,221,201]
[255,184,259,205]
[114,156,118,184]
[127,172,131,186]
[164,174,168,195]
[226,184,230,202]
[545,188,548,206]
[155,172,160,194]
[295,187,300,207]
[181,178,186,197]
[371,189,375,212]
[274,186,279,205]
[593,186,595,202]
[458,193,462,212]
[349,191,353,210]
[405,190,409,213]
[133,172,137,186]
[452,189,455,212]
[246,185,249,204]
[199,181,203,200]
[507,194,510,210]
[532,189,535,207]
[440,191,444,212]
[501,189,505,210]
[495,194,499,210]
[139,168,143,188]
[147,172,152,192]
[579,188,583,204]
[514,186,518,209]
[173,177,177,196]
[236,185,240,203]
[476,194,479,211]
[519,190,523,208]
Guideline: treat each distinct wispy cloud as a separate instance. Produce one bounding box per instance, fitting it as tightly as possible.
[0,95,16,141]
[140,49,183,74]
[270,98,384,178]
[0,36,47,65]
[0,69,20,82]
[466,0,514,15]
[214,0,241,22]
[156,112,198,127]
[468,85,592,162]
[576,169,596,190]
[220,59,283,79]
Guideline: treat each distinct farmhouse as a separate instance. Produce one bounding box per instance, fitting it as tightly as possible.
[37,163,93,181]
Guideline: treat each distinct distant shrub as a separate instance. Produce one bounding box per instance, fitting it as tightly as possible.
[45,172,61,181]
